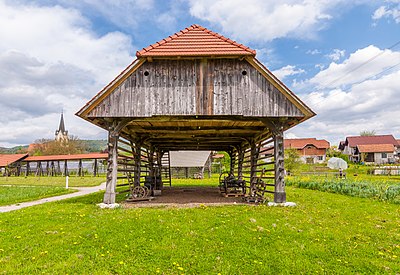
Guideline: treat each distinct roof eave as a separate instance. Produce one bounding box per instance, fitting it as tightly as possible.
[246,56,316,122]
[76,58,145,119]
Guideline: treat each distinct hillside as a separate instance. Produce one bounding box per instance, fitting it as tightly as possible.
[0,145,28,154]
[0,140,107,154]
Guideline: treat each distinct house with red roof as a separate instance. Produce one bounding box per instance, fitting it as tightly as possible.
[285,138,330,164]
[338,135,398,164]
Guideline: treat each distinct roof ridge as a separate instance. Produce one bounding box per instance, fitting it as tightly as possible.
[136,24,256,57]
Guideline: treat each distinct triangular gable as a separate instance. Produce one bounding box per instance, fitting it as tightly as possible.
[77,25,314,122]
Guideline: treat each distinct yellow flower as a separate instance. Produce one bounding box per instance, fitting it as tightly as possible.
[119,261,124,265]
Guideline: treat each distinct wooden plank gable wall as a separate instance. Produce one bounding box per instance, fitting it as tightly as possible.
[88,59,303,118]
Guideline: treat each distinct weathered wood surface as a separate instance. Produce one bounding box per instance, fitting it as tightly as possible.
[88,59,303,118]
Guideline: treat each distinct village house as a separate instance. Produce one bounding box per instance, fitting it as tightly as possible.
[284,138,330,164]
[339,135,398,164]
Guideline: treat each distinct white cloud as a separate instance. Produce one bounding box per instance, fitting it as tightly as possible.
[188,0,352,42]
[326,49,345,62]
[310,45,400,89]
[291,46,400,145]
[373,3,400,23]
[0,1,135,146]
[306,49,321,55]
[272,65,305,80]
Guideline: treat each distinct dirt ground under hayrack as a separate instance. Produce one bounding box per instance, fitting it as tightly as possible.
[121,186,248,208]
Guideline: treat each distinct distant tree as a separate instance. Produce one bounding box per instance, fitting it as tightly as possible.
[284,148,301,175]
[326,146,349,162]
[32,135,86,155]
[360,130,376,136]
[326,146,341,157]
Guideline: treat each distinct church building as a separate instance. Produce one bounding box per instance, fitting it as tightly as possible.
[55,113,69,142]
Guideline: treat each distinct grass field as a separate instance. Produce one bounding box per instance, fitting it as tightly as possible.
[0,176,105,187]
[0,185,76,206]
[1,183,399,274]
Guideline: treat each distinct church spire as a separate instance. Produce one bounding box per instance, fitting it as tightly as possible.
[55,112,68,141]
[58,112,66,133]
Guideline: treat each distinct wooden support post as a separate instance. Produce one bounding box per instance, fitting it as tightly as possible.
[104,130,119,204]
[229,150,235,176]
[250,141,257,196]
[208,154,212,178]
[156,150,162,189]
[78,159,83,177]
[185,167,189,178]
[274,128,286,203]
[148,147,154,181]
[16,162,21,176]
[46,161,50,176]
[133,140,142,187]
[37,162,40,176]
[25,162,30,177]
[93,159,98,177]
[64,160,68,176]
[51,161,55,176]
[57,161,61,175]
[237,147,244,181]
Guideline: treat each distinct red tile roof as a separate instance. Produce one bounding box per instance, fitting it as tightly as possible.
[356,144,395,153]
[346,135,397,147]
[24,153,108,162]
[136,24,256,57]
[284,138,330,149]
[0,154,28,167]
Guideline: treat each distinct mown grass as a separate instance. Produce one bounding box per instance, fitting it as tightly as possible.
[0,186,76,206]
[0,186,399,274]
[0,176,105,187]
[171,175,220,187]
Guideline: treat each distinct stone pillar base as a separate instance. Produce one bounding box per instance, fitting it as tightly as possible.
[103,191,116,204]
[268,201,296,207]
[274,192,286,203]
[97,203,120,209]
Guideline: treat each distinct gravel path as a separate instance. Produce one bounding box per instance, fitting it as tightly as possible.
[0,182,106,213]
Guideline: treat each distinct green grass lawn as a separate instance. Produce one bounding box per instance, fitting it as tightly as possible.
[0,186,76,206]
[0,176,105,187]
[0,185,399,274]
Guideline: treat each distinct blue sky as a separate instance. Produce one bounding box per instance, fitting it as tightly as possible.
[1,0,400,147]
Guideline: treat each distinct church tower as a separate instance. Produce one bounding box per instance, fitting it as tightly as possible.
[55,113,69,142]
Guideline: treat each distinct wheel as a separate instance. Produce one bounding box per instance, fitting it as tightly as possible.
[131,186,148,198]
